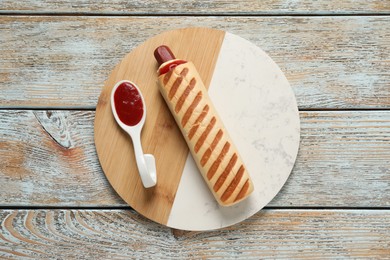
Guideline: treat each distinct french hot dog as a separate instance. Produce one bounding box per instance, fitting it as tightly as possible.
[154,45,254,206]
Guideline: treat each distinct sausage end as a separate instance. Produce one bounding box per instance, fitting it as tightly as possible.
[154,45,176,66]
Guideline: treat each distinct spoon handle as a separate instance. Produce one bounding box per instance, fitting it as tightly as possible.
[131,131,157,188]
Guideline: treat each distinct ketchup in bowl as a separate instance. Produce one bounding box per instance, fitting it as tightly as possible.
[113,81,144,126]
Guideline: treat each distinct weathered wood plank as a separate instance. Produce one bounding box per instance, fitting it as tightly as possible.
[0,0,389,14]
[0,16,389,109]
[0,110,389,207]
[271,110,390,207]
[0,209,389,258]
[0,110,123,206]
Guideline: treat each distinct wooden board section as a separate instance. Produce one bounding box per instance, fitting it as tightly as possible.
[0,0,389,14]
[94,28,225,225]
[0,209,389,258]
[0,16,389,109]
[1,110,389,207]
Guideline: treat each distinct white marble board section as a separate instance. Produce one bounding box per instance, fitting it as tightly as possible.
[167,32,300,231]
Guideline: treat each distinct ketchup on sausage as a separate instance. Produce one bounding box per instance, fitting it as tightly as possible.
[154,45,187,75]
[113,82,144,126]
[158,59,187,75]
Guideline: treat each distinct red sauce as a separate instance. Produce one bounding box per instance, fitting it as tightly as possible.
[158,59,187,75]
[114,82,144,126]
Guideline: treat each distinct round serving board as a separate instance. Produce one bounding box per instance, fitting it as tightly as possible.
[94,27,300,231]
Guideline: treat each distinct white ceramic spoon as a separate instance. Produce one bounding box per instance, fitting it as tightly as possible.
[111,80,157,188]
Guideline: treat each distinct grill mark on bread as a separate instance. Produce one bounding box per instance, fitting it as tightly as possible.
[221,165,245,202]
[163,70,173,85]
[185,96,206,137]
[234,179,250,202]
[168,77,182,100]
[186,105,210,130]
[187,104,209,138]
[201,129,223,167]
[206,142,230,180]
[194,117,216,153]
[175,78,196,113]
[180,67,189,76]
[213,153,238,192]
[168,68,188,99]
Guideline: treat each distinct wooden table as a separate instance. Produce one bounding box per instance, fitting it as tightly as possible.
[1,1,389,258]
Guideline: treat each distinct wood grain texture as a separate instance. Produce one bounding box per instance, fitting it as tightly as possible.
[0,110,123,206]
[94,27,225,225]
[0,16,389,109]
[0,209,389,258]
[0,0,389,14]
[1,110,389,207]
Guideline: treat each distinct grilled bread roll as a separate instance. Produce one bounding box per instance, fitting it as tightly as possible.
[155,46,254,206]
